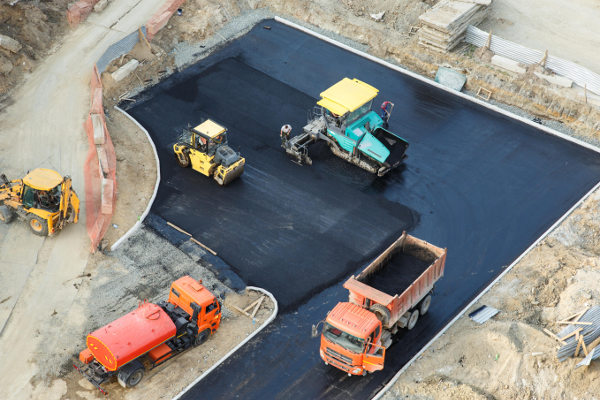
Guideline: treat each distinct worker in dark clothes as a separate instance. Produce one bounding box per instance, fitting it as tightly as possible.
[380,101,394,128]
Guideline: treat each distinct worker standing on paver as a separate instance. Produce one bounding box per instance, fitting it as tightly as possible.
[380,101,394,128]
[280,124,292,144]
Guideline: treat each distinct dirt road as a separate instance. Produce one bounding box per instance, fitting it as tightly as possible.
[481,0,600,74]
[0,1,163,398]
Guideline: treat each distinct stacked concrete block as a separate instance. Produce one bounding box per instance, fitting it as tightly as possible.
[418,0,492,52]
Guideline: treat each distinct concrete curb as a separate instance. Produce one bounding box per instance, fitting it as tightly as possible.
[110,106,161,251]
[273,16,600,399]
[274,16,600,155]
[173,286,278,400]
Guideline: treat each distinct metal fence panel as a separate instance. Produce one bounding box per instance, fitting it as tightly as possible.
[466,25,600,96]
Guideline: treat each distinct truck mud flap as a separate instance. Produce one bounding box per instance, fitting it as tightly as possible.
[373,127,409,166]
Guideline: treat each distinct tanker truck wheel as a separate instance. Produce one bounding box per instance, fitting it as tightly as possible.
[117,360,145,388]
[419,294,432,316]
[407,310,419,330]
[194,329,210,347]
[369,304,391,327]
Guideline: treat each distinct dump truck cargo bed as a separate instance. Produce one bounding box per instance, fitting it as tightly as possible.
[344,232,446,328]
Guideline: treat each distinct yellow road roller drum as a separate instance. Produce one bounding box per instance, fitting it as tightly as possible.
[173,119,245,186]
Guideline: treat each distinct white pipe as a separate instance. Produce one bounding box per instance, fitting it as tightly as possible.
[110,105,161,251]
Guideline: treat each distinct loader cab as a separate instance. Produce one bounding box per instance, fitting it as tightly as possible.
[189,119,228,156]
[22,169,63,212]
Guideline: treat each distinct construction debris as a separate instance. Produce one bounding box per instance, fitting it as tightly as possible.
[548,306,600,368]
[468,305,499,324]
[434,66,467,91]
[0,34,22,54]
[418,0,492,52]
[111,59,139,82]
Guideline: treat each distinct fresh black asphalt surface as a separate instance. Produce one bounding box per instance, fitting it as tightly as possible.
[123,20,600,399]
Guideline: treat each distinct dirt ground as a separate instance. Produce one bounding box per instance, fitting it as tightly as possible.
[2,0,600,399]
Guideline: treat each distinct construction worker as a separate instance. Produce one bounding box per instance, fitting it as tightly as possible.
[380,101,394,128]
[280,124,292,145]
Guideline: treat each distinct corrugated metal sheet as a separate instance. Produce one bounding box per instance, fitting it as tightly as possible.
[576,346,600,368]
[97,27,146,73]
[465,25,600,96]
[468,305,499,324]
[556,306,600,362]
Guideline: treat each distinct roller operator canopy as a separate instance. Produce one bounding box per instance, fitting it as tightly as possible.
[193,119,227,139]
[317,78,379,116]
[23,168,63,190]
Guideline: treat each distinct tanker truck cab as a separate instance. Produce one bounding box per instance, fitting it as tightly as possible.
[75,276,221,394]
[320,302,385,376]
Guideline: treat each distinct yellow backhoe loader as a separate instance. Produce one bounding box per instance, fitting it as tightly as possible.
[0,168,80,236]
[173,120,245,186]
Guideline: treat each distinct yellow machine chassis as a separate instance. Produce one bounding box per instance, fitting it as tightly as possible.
[173,143,245,186]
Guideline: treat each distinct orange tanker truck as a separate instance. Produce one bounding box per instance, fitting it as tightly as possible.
[313,232,447,376]
[75,276,221,394]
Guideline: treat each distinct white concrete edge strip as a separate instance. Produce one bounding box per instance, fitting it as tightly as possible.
[173,286,279,400]
[371,180,600,400]
[274,16,600,155]
[110,105,161,251]
[273,16,600,398]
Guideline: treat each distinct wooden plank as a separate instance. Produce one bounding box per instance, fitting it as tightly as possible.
[557,321,593,326]
[575,334,583,357]
[543,328,565,344]
[250,296,265,319]
[231,305,250,317]
[167,221,191,236]
[585,336,600,355]
[559,327,583,342]
[190,237,218,256]
[243,298,262,313]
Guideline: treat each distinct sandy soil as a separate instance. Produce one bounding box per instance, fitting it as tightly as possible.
[102,108,157,248]
[480,0,600,74]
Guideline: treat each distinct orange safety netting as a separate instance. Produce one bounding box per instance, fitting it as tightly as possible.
[145,0,187,41]
[66,0,100,27]
[83,65,117,252]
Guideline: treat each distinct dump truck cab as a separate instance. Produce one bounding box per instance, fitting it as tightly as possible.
[173,119,245,185]
[0,168,79,236]
[76,276,221,393]
[320,302,386,376]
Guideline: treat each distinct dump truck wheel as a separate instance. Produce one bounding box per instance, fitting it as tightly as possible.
[27,214,48,236]
[175,150,191,168]
[0,205,15,224]
[194,329,210,347]
[370,304,391,327]
[419,294,432,316]
[407,310,419,330]
[117,361,145,388]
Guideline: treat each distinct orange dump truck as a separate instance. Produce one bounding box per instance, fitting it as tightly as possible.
[315,232,446,376]
[75,276,221,394]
